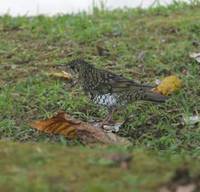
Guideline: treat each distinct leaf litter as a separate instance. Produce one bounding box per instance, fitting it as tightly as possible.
[31,112,131,146]
[183,115,200,125]
[159,167,200,192]
[31,71,183,145]
[189,52,200,63]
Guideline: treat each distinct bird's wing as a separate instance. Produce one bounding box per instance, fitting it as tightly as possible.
[92,70,153,94]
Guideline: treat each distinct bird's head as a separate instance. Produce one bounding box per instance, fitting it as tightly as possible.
[66,59,89,74]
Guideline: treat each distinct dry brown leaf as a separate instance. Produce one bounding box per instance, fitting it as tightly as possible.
[159,184,196,192]
[48,71,72,80]
[31,112,78,139]
[31,112,131,146]
[158,168,200,192]
[176,184,196,192]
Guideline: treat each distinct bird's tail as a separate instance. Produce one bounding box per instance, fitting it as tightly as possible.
[143,91,168,103]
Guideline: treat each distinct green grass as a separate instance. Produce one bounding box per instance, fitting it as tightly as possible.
[0,1,200,191]
[0,142,200,192]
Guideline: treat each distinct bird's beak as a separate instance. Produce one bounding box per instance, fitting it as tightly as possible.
[56,64,72,73]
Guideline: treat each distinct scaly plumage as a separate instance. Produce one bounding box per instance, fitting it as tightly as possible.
[67,59,168,125]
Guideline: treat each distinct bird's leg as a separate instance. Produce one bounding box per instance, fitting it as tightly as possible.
[100,108,116,128]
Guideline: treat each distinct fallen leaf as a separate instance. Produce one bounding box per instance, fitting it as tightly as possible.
[48,71,72,80]
[31,112,131,146]
[189,52,200,63]
[159,167,200,192]
[153,75,182,96]
[176,184,196,192]
[103,123,122,132]
[159,185,196,192]
[183,115,200,125]
[30,112,78,139]
[159,184,196,192]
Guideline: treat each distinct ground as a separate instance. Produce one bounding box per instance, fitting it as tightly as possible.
[0,1,200,191]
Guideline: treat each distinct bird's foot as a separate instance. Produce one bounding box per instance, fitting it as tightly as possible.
[103,122,123,132]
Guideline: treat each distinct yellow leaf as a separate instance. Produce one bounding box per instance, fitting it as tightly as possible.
[153,75,182,96]
[48,71,72,80]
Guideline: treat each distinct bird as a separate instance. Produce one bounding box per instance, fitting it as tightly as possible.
[66,59,168,126]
